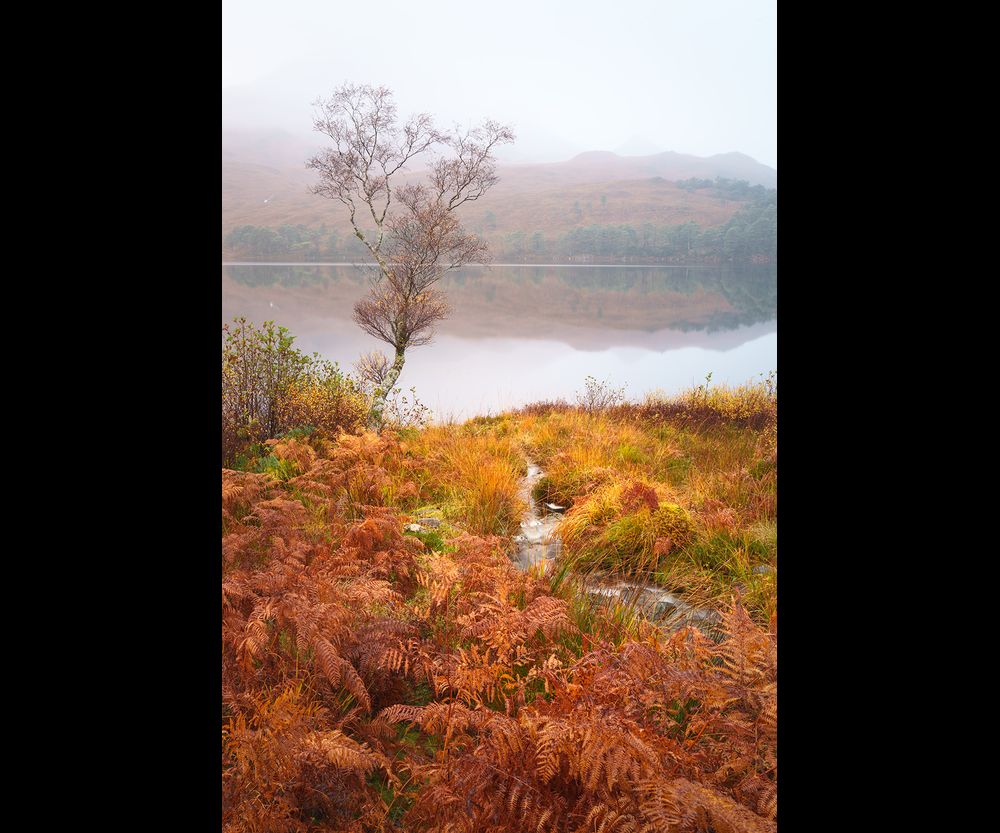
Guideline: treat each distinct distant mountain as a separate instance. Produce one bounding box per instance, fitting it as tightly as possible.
[614,136,664,157]
[503,150,776,190]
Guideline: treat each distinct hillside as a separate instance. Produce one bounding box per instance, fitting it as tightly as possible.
[499,149,776,190]
[222,129,777,259]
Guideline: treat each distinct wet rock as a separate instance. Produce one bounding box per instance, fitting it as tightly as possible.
[688,608,722,625]
[617,584,647,606]
[752,565,773,575]
[586,586,623,603]
[404,523,422,532]
[416,517,442,528]
[654,598,679,619]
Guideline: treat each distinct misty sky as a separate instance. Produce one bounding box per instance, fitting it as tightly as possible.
[222,0,776,169]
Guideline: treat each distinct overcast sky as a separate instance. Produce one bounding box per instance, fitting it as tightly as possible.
[222,0,776,169]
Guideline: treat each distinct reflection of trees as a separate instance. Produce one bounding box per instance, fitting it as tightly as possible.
[223,264,776,333]
[223,265,366,288]
[449,265,777,332]
[714,267,778,330]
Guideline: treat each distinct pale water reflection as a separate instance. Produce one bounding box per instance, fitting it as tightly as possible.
[221,263,776,420]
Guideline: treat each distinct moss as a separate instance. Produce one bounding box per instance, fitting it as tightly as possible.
[405,527,446,552]
[652,503,694,544]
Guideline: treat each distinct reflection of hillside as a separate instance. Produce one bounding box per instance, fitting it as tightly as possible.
[222,264,776,351]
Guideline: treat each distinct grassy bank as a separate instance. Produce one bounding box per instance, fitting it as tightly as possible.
[223,380,776,832]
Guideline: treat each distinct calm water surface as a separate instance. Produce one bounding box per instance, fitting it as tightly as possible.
[222,263,776,420]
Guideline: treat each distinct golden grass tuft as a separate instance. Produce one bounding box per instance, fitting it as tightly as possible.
[557,479,694,574]
[418,426,526,536]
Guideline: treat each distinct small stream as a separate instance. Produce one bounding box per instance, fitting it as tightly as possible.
[513,459,722,634]
[512,461,563,570]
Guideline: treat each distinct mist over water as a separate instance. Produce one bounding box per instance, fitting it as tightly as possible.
[222,263,776,420]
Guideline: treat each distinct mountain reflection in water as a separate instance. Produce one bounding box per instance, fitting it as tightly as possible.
[222,263,776,419]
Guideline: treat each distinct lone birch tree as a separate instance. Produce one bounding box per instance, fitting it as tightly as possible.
[307,83,514,430]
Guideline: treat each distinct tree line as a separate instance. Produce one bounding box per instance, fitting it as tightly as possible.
[499,187,776,262]
[675,176,772,201]
[224,223,349,260]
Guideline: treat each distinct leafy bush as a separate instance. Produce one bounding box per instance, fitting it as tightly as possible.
[222,318,367,464]
[277,366,367,439]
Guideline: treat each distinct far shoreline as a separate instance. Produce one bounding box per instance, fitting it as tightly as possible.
[222,261,773,268]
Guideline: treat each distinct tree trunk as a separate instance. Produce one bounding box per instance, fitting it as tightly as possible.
[367,349,406,431]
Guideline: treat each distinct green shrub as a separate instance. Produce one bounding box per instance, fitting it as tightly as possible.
[222,318,367,465]
[253,454,300,482]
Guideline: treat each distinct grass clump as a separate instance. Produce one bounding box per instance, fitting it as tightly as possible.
[558,480,693,574]
[653,525,777,622]
[552,576,650,650]
[417,427,525,536]
[632,374,777,430]
[530,466,614,508]
[616,442,647,465]
[530,475,554,504]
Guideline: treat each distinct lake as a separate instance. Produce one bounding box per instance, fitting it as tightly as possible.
[222,263,777,420]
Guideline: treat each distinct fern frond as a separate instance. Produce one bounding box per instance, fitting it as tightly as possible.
[300,729,376,777]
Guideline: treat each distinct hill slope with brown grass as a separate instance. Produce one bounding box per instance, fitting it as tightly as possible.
[222,129,776,257]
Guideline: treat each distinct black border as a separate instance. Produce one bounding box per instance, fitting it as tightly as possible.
[134,1,867,826]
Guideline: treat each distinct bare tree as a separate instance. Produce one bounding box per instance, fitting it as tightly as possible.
[307,83,514,430]
[352,350,390,391]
